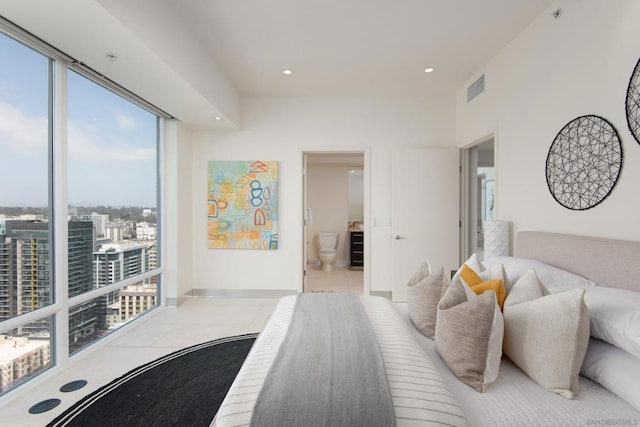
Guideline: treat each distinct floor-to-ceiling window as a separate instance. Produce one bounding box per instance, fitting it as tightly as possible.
[0,21,163,395]
[66,69,161,355]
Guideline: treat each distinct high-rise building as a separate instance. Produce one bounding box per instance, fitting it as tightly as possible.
[2,221,53,335]
[119,284,156,321]
[135,222,156,240]
[93,242,153,287]
[0,335,50,393]
[68,221,96,297]
[0,233,13,321]
[105,223,125,242]
[0,220,96,340]
[93,241,156,325]
[69,213,109,238]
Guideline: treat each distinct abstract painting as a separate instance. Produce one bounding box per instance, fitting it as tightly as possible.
[207,160,278,249]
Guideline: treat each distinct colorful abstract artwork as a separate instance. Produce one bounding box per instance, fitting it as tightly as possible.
[207,160,279,249]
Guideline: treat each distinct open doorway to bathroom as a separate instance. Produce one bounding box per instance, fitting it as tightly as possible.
[303,151,366,295]
[462,137,495,261]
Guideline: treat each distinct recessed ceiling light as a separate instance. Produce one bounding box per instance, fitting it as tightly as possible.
[215,116,222,121]
[282,69,293,75]
[424,67,435,73]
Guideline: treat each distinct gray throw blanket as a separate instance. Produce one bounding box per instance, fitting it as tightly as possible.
[249,292,395,427]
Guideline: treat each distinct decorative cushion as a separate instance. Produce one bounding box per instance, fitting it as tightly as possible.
[460,264,507,309]
[503,269,590,399]
[407,267,449,339]
[581,338,640,412]
[451,253,484,285]
[435,280,503,392]
[407,260,431,287]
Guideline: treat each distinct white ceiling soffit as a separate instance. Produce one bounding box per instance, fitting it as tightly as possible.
[0,0,240,130]
[0,0,555,129]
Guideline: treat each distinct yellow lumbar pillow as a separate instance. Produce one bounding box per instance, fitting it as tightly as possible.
[461,264,506,310]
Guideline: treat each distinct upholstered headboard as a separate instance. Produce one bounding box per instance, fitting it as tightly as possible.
[515,231,640,292]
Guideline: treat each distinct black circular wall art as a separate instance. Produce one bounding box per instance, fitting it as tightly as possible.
[546,115,623,210]
[626,56,640,145]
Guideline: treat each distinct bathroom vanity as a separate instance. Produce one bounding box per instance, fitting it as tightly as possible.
[349,231,364,270]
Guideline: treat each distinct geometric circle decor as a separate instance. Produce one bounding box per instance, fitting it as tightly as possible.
[626,56,640,145]
[546,115,623,210]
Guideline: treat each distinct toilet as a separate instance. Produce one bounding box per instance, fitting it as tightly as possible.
[317,233,339,271]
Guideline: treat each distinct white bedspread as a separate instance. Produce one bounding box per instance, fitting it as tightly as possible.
[394,303,640,427]
[212,295,467,427]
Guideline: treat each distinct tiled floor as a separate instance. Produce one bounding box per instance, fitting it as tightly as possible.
[0,297,280,427]
[305,264,364,294]
[0,268,363,426]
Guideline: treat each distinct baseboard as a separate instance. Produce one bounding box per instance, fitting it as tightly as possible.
[370,290,392,300]
[191,289,298,298]
[165,289,194,307]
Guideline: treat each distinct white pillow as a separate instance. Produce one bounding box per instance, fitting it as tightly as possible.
[451,253,485,286]
[575,286,640,360]
[483,256,596,289]
[503,269,590,399]
[454,253,510,287]
[581,338,640,412]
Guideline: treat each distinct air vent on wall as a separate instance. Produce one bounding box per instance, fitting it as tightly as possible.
[467,74,485,102]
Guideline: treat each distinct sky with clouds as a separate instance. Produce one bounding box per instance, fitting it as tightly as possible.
[0,33,158,208]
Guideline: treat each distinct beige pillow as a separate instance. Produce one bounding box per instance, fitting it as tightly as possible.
[407,260,431,287]
[407,267,449,339]
[451,253,484,286]
[503,269,590,399]
[435,280,504,392]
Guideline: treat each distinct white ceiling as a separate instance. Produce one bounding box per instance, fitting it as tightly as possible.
[173,0,554,97]
[0,0,555,129]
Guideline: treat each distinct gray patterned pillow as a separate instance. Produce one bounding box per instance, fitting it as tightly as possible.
[406,260,431,287]
[435,280,503,392]
[407,267,449,339]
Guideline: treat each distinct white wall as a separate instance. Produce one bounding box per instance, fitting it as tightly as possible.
[164,121,194,305]
[176,123,194,300]
[189,95,455,294]
[456,0,640,243]
[306,165,349,265]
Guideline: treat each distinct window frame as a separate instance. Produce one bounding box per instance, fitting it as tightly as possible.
[0,17,166,393]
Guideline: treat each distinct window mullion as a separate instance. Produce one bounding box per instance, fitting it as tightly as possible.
[52,58,69,367]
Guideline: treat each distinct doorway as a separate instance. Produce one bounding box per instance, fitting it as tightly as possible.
[302,151,366,295]
[462,138,495,261]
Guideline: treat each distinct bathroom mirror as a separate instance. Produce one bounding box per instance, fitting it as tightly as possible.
[348,168,364,222]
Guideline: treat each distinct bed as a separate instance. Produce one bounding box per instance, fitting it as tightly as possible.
[212,231,640,426]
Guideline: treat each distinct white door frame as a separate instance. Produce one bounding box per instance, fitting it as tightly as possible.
[300,147,371,295]
[460,133,496,261]
[391,148,460,302]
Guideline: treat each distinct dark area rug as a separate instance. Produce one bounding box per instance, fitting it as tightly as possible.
[47,333,257,427]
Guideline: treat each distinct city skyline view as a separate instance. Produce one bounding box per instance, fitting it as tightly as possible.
[0,27,162,397]
[0,34,158,208]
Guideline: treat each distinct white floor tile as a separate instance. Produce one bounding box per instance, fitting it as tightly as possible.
[0,269,360,426]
